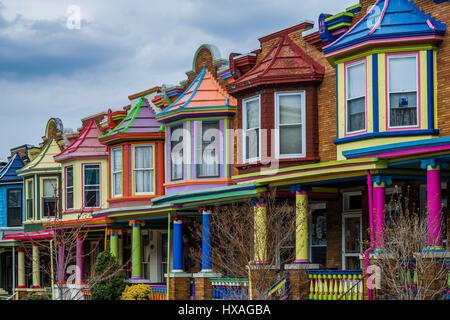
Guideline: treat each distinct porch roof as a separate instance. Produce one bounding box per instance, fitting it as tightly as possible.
[3,230,54,241]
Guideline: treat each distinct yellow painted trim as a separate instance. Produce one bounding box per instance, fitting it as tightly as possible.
[378,53,386,132]
[420,50,428,130]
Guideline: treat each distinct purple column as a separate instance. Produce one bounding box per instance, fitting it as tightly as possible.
[76,236,84,284]
[373,182,386,250]
[427,166,443,248]
[57,243,65,284]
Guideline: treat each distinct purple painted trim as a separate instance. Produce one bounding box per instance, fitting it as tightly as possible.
[165,183,229,195]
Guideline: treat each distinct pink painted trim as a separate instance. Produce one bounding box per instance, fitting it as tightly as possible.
[295,191,307,195]
[356,144,450,159]
[344,57,368,137]
[294,259,310,263]
[368,0,389,35]
[385,52,421,131]
[427,19,436,31]
[332,28,347,37]
[255,203,267,208]
[323,0,382,50]
[365,172,374,300]
[325,35,444,57]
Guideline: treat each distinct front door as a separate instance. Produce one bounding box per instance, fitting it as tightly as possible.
[342,192,362,270]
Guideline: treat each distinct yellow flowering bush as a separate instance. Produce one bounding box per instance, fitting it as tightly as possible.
[120,284,153,300]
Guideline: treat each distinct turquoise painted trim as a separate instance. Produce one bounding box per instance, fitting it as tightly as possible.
[427,50,435,130]
[372,54,379,133]
[343,135,450,159]
[335,129,440,145]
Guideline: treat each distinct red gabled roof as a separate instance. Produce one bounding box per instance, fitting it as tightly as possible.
[228,34,325,94]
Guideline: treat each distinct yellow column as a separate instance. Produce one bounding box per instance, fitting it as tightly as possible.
[254,203,267,264]
[295,191,309,263]
[17,249,25,288]
[32,244,41,288]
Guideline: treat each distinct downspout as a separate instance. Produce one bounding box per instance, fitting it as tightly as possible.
[364,171,374,300]
[166,212,171,300]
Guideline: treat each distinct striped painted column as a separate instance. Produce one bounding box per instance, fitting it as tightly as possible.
[254,203,267,264]
[201,210,213,272]
[295,191,309,263]
[76,236,84,284]
[130,220,144,279]
[32,244,41,288]
[427,164,443,249]
[17,249,25,288]
[373,181,386,250]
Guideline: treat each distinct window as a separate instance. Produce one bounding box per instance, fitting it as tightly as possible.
[170,125,183,181]
[133,145,154,195]
[243,96,260,162]
[310,206,327,266]
[7,189,22,227]
[346,60,366,133]
[42,179,57,219]
[65,166,74,210]
[196,121,219,178]
[84,164,100,208]
[112,147,122,197]
[26,180,33,220]
[388,54,418,128]
[275,91,305,157]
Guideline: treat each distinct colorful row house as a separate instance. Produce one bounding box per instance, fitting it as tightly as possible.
[2,0,449,300]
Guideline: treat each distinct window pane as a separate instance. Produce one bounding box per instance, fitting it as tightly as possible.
[27,181,33,198]
[279,125,302,155]
[66,191,74,210]
[84,165,100,185]
[279,94,302,125]
[389,56,417,93]
[171,126,183,180]
[66,167,73,187]
[114,173,122,195]
[84,189,100,208]
[43,199,56,217]
[246,99,259,129]
[43,179,57,198]
[135,146,153,169]
[389,92,417,127]
[112,149,122,172]
[347,62,365,99]
[197,121,219,177]
[344,217,361,253]
[7,189,22,227]
[347,98,366,132]
[245,128,259,160]
[135,170,153,193]
[27,199,33,219]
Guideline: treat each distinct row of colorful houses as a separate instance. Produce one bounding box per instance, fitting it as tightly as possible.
[0,0,449,300]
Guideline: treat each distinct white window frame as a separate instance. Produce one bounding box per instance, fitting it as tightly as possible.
[41,178,57,220]
[83,163,101,208]
[132,144,155,196]
[26,179,33,221]
[111,147,123,198]
[345,59,367,135]
[387,53,419,129]
[274,91,306,159]
[65,166,74,210]
[242,95,261,163]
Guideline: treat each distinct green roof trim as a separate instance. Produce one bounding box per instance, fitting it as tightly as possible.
[324,11,354,23]
[346,3,362,12]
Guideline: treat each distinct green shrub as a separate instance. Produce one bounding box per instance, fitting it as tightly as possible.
[90,251,126,300]
[26,292,51,300]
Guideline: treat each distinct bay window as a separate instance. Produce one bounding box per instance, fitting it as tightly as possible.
[133,145,154,195]
[388,54,418,128]
[65,166,74,210]
[346,60,366,134]
[112,147,122,197]
[42,178,57,219]
[243,96,260,163]
[196,121,219,178]
[171,125,183,181]
[275,91,305,158]
[83,164,100,208]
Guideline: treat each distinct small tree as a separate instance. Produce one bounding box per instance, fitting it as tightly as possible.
[90,251,126,300]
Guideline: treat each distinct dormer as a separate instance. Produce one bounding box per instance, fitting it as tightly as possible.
[321,0,446,159]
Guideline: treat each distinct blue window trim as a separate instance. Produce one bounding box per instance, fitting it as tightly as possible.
[334,129,440,145]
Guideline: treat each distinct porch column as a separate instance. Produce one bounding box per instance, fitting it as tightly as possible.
[17,249,25,288]
[373,181,386,250]
[130,220,144,279]
[426,163,443,249]
[110,230,121,259]
[32,244,41,288]
[57,243,65,284]
[254,202,267,264]
[172,217,184,272]
[75,236,84,284]
[201,209,212,272]
[295,191,309,263]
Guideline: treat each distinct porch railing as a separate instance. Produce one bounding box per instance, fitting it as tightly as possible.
[308,270,364,300]
[399,260,418,294]
[264,271,290,300]
[210,278,249,300]
[81,288,91,300]
[149,283,167,300]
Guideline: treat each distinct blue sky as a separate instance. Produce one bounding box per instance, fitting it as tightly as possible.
[0,0,356,160]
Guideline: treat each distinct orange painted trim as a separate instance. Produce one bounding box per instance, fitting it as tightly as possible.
[43,216,113,227]
[107,195,156,203]
[128,86,161,100]
[164,178,233,188]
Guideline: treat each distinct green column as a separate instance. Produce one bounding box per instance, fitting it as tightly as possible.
[130,221,144,279]
[110,231,120,259]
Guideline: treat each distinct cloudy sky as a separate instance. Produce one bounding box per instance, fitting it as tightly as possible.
[0,0,356,160]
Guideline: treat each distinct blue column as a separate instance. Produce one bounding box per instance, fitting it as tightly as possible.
[173,220,183,272]
[201,210,212,272]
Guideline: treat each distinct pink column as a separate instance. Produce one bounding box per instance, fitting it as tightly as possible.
[373,182,386,250]
[76,236,84,284]
[57,243,65,284]
[427,166,443,248]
